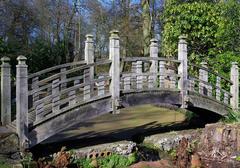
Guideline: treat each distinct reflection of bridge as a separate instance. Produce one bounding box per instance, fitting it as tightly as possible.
[0,31,239,149]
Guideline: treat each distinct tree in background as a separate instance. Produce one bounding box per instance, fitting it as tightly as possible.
[161,0,240,77]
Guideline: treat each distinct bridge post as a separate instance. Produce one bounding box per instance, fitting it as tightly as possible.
[149,39,158,88]
[178,35,188,108]
[230,62,239,111]
[85,34,94,80]
[16,55,29,149]
[109,30,120,114]
[1,57,11,125]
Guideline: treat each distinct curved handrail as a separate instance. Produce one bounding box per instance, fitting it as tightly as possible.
[28,61,86,79]
[188,63,233,84]
[188,75,232,97]
[31,59,112,87]
[121,57,181,63]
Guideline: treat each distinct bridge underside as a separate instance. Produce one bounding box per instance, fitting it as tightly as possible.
[28,90,229,147]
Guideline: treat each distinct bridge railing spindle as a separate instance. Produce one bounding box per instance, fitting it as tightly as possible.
[123,76,131,91]
[131,62,137,89]
[97,76,105,96]
[199,62,208,95]
[60,68,67,90]
[84,68,91,100]
[216,76,221,101]
[159,61,166,88]
[136,61,143,89]
[52,79,60,113]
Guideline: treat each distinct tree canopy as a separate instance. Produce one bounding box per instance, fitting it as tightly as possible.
[161,0,240,76]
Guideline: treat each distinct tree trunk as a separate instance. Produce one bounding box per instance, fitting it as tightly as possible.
[142,0,152,57]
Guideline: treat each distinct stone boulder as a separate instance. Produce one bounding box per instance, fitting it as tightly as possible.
[197,123,240,167]
[0,133,19,154]
[73,140,136,159]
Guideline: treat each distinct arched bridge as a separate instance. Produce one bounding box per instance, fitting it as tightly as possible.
[0,31,239,149]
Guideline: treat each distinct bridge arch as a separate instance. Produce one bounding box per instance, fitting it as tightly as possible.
[0,31,238,149]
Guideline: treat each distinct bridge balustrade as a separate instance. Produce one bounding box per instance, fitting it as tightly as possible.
[0,31,239,149]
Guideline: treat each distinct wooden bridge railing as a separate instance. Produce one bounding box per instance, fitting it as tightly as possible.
[0,31,239,149]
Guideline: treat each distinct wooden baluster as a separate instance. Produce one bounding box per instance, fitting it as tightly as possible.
[52,79,60,113]
[131,62,137,89]
[32,76,39,121]
[169,69,176,89]
[68,90,76,106]
[97,76,105,96]
[36,101,44,121]
[148,75,154,89]
[74,79,80,93]
[84,68,91,100]
[216,76,221,101]
[208,85,212,97]
[136,61,143,89]
[224,92,229,104]
[124,76,131,91]
[159,61,165,88]
[189,79,195,92]
[199,62,208,95]
[60,68,67,90]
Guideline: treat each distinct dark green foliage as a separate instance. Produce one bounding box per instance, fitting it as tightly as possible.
[0,37,66,73]
[74,153,137,168]
[27,39,65,73]
[0,160,11,168]
[74,158,94,168]
[161,0,240,78]
[184,110,198,122]
[97,153,137,168]
[223,110,240,123]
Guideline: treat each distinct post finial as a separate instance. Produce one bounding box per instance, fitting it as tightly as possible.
[179,35,187,44]
[150,38,158,44]
[232,62,238,66]
[17,55,27,65]
[110,30,119,39]
[86,34,94,42]
[1,56,10,63]
[200,62,208,66]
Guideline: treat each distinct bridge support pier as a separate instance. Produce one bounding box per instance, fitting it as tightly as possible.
[230,62,239,111]
[109,30,120,114]
[178,35,188,108]
[1,57,11,125]
[16,56,29,150]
